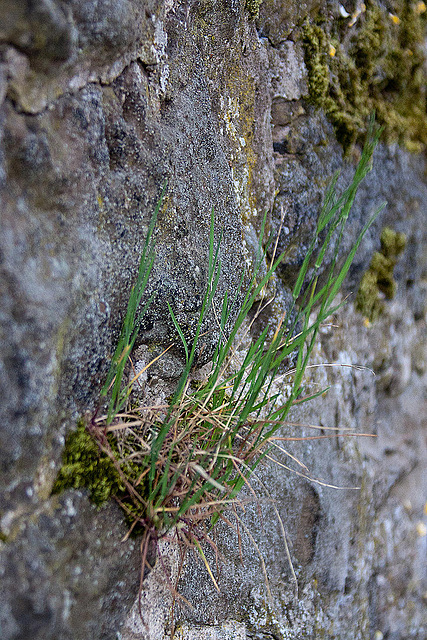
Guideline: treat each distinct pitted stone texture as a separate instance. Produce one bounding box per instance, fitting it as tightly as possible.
[175,622,247,639]
[167,291,427,640]
[0,0,163,112]
[0,0,276,637]
[120,537,179,640]
[0,492,140,640]
[0,5,256,489]
[269,41,308,101]
[0,1,272,637]
[1,0,426,639]
[258,0,322,44]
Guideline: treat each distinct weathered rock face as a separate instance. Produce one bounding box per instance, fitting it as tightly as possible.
[0,1,426,639]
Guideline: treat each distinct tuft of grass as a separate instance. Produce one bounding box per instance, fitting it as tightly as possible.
[55,120,385,603]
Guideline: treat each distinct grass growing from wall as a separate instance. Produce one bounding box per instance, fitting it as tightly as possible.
[54,121,384,602]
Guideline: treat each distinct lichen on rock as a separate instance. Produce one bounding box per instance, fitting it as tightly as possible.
[245,0,263,19]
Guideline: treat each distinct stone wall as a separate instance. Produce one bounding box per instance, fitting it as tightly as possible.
[0,1,426,639]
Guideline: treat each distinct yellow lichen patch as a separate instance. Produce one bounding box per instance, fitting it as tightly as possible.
[389,12,401,24]
[355,227,406,322]
[220,67,258,224]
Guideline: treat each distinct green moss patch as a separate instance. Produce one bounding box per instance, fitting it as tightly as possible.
[303,0,427,151]
[356,227,406,321]
[52,419,126,507]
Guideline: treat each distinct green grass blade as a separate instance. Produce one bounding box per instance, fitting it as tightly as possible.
[167,302,189,366]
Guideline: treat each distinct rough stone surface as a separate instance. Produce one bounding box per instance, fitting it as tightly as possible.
[1,1,426,639]
[0,491,140,640]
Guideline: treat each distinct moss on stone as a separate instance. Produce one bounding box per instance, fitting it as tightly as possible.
[380,226,407,259]
[53,418,149,532]
[355,227,406,321]
[52,418,125,507]
[302,22,330,105]
[245,0,263,19]
[302,0,427,152]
